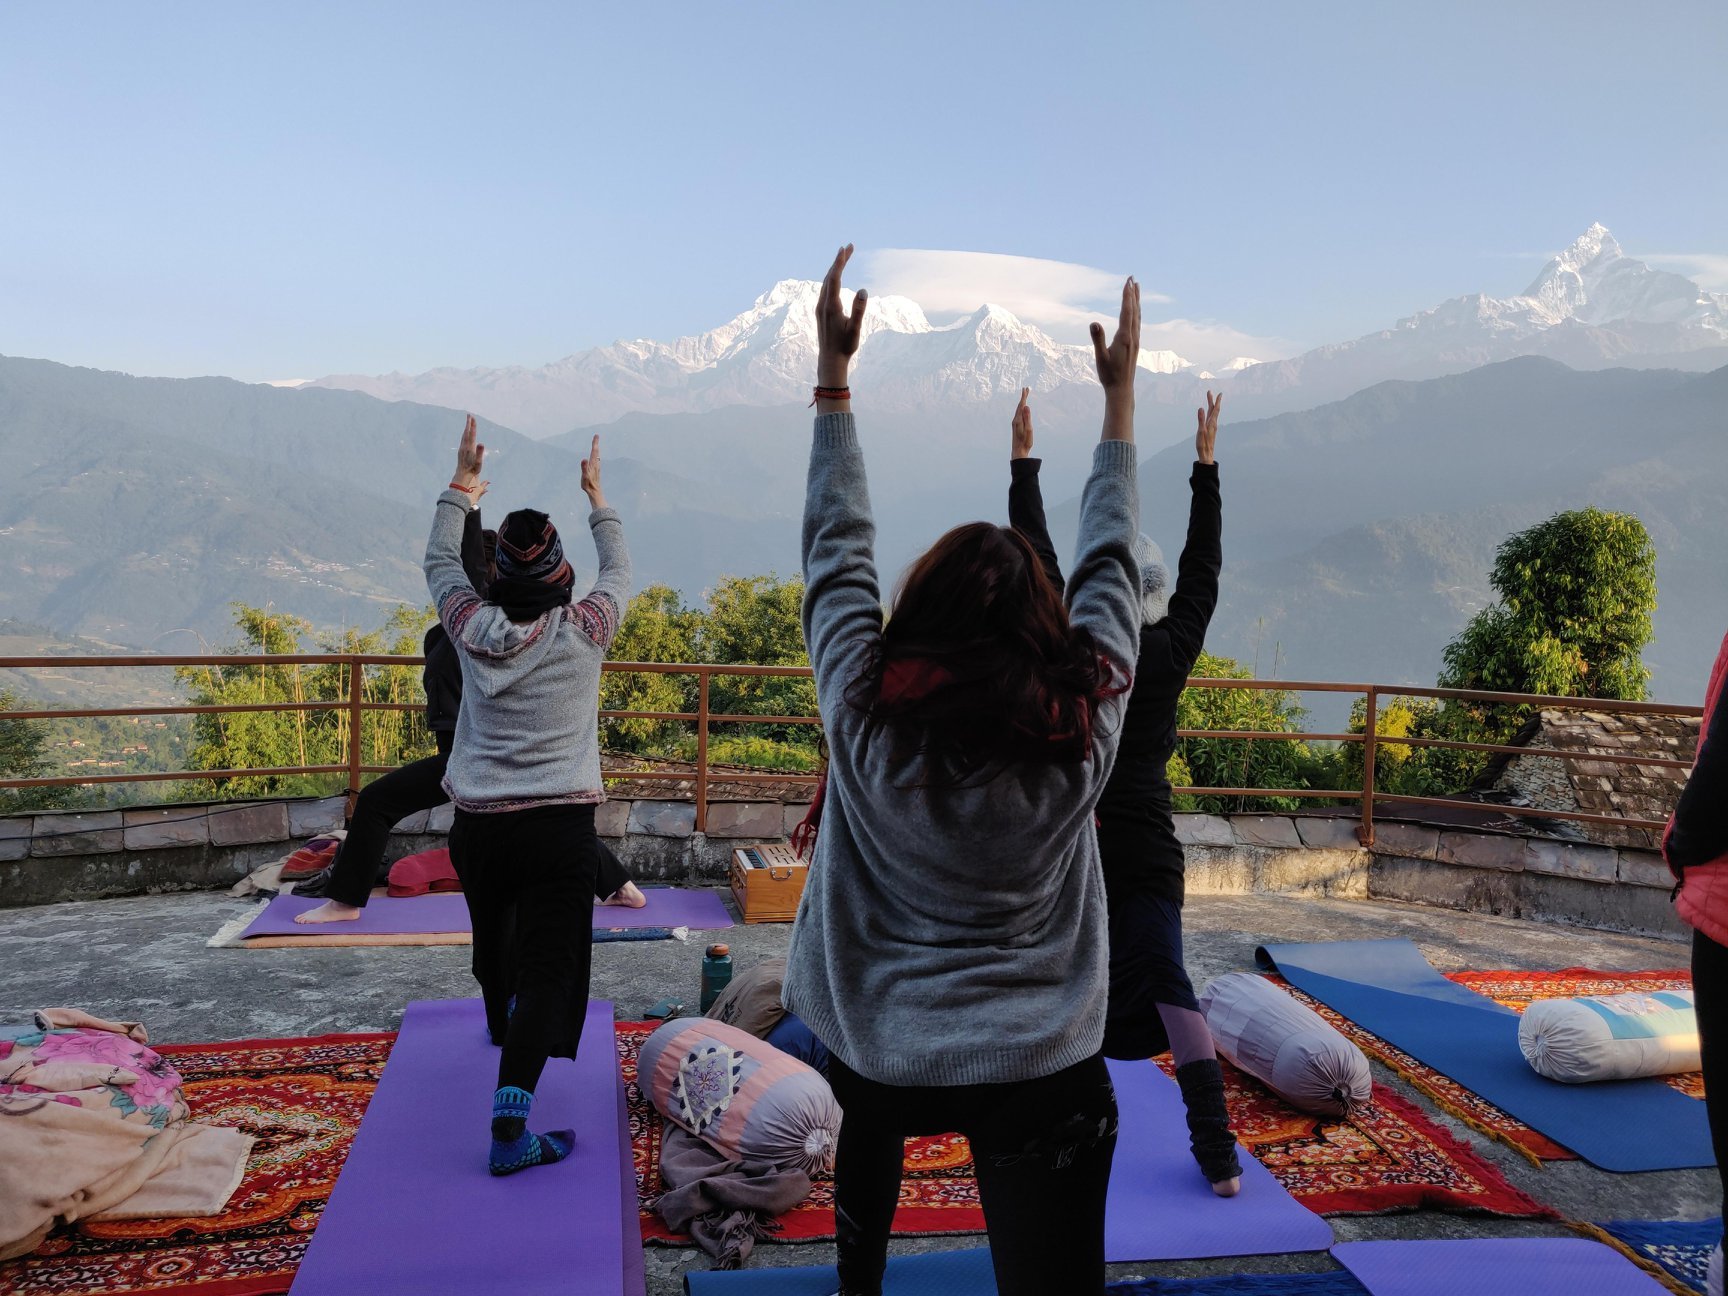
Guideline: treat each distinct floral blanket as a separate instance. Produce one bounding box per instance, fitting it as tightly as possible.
[0,1009,253,1260]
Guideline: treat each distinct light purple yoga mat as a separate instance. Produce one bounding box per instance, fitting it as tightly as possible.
[288,999,634,1295]
[241,885,733,938]
[1104,1058,1334,1262]
[1333,1239,1670,1295]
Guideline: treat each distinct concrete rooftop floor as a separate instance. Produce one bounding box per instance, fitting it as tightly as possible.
[0,889,1713,1292]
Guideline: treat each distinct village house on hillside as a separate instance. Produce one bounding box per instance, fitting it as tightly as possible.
[1478,708,1700,850]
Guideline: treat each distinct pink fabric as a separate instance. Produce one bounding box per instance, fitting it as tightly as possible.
[1672,631,1728,946]
[386,847,461,898]
[280,837,342,881]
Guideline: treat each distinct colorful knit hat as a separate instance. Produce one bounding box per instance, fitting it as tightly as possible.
[495,509,573,587]
[1134,533,1169,625]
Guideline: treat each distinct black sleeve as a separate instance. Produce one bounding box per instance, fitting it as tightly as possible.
[460,506,488,593]
[1008,458,1066,591]
[1160,462,1223,674]
[1668,688,1728,869]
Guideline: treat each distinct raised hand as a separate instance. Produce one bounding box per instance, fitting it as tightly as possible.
[581,434,606,510]
[816,243,868,390]
[1011,388,1035,460]
[1089,277,1141,395]
[452,414,486,494]
[1196,391,1222,465]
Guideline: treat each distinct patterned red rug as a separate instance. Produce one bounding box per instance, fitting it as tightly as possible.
[0,1033,391,1296]
[619,1021,1549,1243]
[1161,1056,1552,1218]
[1270,968,1699,1163]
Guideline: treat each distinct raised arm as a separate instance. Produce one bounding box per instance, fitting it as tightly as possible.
[426,414,487,614]
[1067,279,1142,692]
[1161,393,1224,671]
[1007,389,1066,590]
[802,245,882,724]
[1668,667,1728,870]
[460,495,489,592]
[571,434,631,648]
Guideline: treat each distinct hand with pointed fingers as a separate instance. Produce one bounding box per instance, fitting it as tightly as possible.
[1090,277,1141,396]
[581,434,606,510]
[1196,391,1222,465]
[1011,388,1035,460]
[451,414,486,498]
[816,243,868,388]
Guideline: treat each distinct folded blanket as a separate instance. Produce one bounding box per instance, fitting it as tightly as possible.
[0,1009,254,1260]
[655,1119,812,1269]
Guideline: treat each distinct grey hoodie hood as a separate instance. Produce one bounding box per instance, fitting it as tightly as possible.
[1133,533,1169,626]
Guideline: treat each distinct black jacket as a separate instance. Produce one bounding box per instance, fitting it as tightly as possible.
[422,508,488,734]
[1009,457,1222,901]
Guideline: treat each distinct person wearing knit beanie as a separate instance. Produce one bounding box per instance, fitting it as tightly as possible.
[1009,388,1241,1195]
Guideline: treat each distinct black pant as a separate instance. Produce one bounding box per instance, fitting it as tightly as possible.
[828,1053,1118,1296]
[1103,890,1201,1060]
[325,730,630,908]
[323,734,454,907]
[450,803,600,1088]
[1694,929,1728,1225]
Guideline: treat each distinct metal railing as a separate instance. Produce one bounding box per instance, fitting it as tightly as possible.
[0,655,1702,843]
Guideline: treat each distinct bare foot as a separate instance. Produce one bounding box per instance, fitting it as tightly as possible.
[1210,1176,1241,1198]
[597,881,647,909]
[295,900,363,924]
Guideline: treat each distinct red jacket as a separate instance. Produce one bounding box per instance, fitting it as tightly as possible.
[1667,630,1728,946]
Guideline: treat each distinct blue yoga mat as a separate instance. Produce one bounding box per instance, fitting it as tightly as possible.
[683,1246,996,1294]
[1601,1217,1720,1295]
[288,999,638,1295]
[1333,1238,1671,1295]
[1109,1275,1367,1295]
[1104,1058,1333,1262]
[1256,939,1714,1172]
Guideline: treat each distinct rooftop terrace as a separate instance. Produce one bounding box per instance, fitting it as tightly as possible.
[0,887,1709,1293]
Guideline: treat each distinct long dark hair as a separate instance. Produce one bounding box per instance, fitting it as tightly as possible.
[846,522,1124,783]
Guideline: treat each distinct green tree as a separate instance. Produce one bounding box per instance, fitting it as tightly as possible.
[698,575,818,751]
[1440,506,1656,703]
[601,584,703,753]
[1395,507,1661,790]
[1174,652,1332,811]
[0,689,75,812]
[175,603,437,798]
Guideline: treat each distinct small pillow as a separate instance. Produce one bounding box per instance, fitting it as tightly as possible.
[387,847,460,898]
[1200,972,1372,1118]
[1520,990,1699,1084]
[638,1017,840,1175]
[279,834,344,881]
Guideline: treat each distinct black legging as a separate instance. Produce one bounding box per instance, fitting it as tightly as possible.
[1694,929,1728,1229]
[322,734,630,909]
[827,1053,1118,1296]
[451,803,601,1093]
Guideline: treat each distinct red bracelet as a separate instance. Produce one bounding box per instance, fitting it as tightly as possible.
[809,386,851,406]
[447,481,475,494]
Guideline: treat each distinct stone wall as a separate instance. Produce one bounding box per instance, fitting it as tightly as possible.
[0,798,1688,940]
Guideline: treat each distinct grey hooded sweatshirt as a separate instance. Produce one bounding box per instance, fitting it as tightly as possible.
[423,489,631,812]
[783,413,1140,1087]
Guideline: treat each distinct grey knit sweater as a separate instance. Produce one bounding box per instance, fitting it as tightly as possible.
[423,489,631,812]
[782,413,1141,1087]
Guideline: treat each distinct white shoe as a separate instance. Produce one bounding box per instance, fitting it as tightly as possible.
[1708,1240,1723,1296]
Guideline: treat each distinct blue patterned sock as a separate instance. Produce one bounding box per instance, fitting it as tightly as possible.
[488,1086,573,1176]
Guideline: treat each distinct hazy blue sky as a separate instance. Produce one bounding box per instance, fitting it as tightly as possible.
[2,1,1723,380]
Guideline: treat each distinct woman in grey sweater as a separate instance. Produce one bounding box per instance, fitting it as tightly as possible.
[426,418,631,1176]
[784,247,1143,1296]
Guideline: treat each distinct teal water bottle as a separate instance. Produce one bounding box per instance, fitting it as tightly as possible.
[700,943,734,1013]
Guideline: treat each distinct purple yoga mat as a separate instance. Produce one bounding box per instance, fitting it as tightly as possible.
[1104,1057,1334,1262]
[288,999,633,1295]
[1333,1239,1670,1295]
[242,885,733,939]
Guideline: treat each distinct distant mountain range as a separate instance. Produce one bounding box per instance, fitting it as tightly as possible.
[312,225,1728,436]
[4,346,1724,724]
